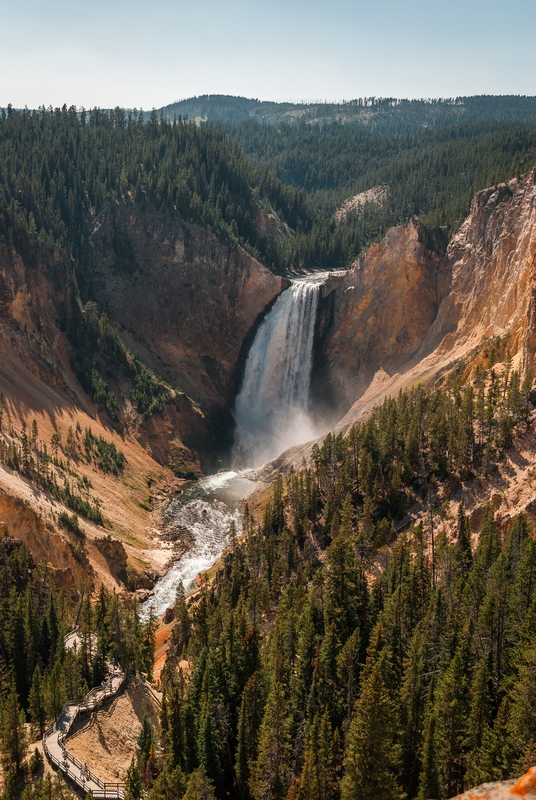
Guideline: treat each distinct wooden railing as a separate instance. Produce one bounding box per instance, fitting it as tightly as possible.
[44,631,156,799]
[43,727,125,798]
[43,673,127,799]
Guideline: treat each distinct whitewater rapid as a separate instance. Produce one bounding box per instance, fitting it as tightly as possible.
[141,273,332,619]
[140,471,256,619]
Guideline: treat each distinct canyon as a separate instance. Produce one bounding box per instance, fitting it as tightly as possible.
[1,165,536,596]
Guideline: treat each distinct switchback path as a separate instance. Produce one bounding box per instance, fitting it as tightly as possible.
[43,631,126,799]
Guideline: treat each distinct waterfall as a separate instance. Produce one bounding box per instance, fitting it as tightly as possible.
[233,275,326,468]
[142,273,331,619]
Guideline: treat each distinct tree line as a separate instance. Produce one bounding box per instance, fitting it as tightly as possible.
[0,105,360,276]
[223,119,536,247]
[122,356,536,800]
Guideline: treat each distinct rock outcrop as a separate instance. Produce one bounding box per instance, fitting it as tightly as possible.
[450,765,536,799]
[314,168,536,430]
[313,218,445,422]
[84,202,287,438]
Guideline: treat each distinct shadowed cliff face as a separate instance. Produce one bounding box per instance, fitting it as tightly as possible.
[83,202,287,448]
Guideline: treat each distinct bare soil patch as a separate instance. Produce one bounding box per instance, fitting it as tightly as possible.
[66,683,159,783]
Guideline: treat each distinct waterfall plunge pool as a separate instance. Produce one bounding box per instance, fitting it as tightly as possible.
[141,271,340,620]
[139,471,257,620]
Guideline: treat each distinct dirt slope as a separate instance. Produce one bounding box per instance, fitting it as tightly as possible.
[66,683,159,783]
[0,204,285,589]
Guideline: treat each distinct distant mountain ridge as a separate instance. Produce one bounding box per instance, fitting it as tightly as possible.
[157,94,536,133]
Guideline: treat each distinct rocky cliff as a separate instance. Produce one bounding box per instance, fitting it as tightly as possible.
[83,202,286,431]
[0,203,286,587]
[312,219,446,423]
[314,167,536,429]
[450,766,536,800]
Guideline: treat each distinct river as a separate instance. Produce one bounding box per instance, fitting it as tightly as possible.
[140,470,257,619]
[141,273,333,619]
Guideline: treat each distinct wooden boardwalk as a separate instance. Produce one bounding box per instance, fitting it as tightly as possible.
[42,632,126,799]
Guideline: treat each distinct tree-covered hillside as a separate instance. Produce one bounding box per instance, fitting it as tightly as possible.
[129,356,536,800]
[0,533,155,799]
[159,95,536,134]
[224,120,536,243]
[0,105,358,275]
[2,106,536,278]
[0,341,535,800]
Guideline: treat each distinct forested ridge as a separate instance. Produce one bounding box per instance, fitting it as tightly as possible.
[3,106,536,281]
[223,120,536,245]
[0,105,358,275]
[160,95,536,133]
[103,354,536,800]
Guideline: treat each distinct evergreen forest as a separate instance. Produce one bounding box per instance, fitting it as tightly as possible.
[2,104,536,278]
[0,534,155,800]
[222,120,536,247]
[0,105,358,275]
[115,357,536,800]
[3,99,536,800]
[160,95,536,133]
[2,342,536,800]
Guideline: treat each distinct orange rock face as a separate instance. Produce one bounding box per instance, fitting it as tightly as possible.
[314,219,443,421]
[315,168,536,430]
[448,766,536,800]
[510,766,536,797]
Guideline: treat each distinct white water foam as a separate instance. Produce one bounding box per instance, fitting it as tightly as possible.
[233,274,328,468]
[140,471,254,620]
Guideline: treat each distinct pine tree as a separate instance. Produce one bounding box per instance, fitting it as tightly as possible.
[341,657,402,800]
[250,682,291,800]
[0,684,28,774]
[298,708,335,800]
[236,672,265,798]
[183,766,217,800]
[417,678,440,800]
[434,631,472,797]
[400,621,427,797]
[197,700,223,794]
[456,501,472,575]
[124,757,143,800]
[28,665,46,737]
[148,764,187,800]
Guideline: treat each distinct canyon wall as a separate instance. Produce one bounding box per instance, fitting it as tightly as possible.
[0,204,286,585]
[83,202,287,425]
[313,168,536,429]
[312,219,446,422]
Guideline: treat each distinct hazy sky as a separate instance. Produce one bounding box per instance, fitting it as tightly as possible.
[2,0,535,109]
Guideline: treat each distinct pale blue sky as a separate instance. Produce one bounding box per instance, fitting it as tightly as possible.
[1,0,535,108]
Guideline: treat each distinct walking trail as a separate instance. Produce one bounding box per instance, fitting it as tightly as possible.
[43,631,126,799]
